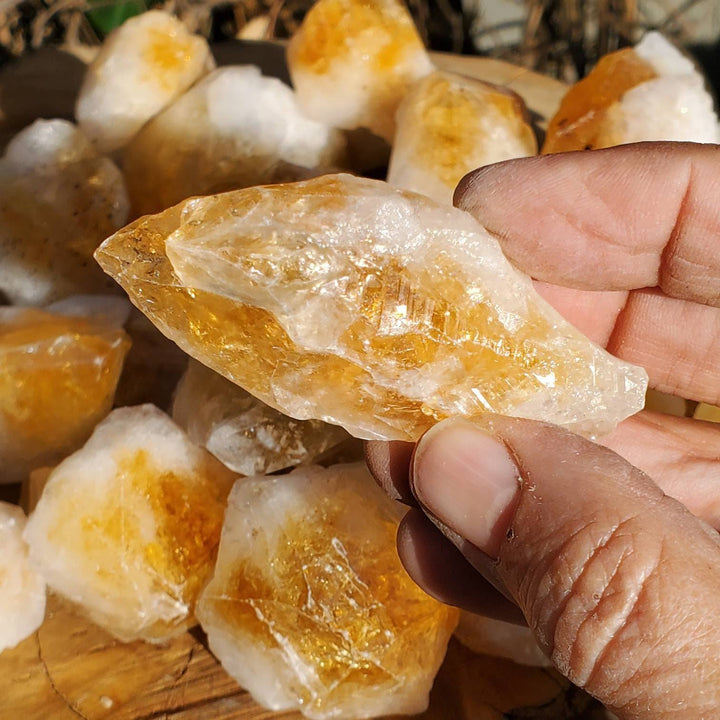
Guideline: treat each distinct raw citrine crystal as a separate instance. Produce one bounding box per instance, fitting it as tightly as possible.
[0,502,46,653]
[196,463,459,719]
[76,10,214,153]
[23,405,236,643]
[287,0,434,142]
[173,360,350,475]
[0,119,129,305]
[388,71,537,205]
[543,32,719,153]
[123,66,345,216]
[97,174,647,441]
[0,306,130,483]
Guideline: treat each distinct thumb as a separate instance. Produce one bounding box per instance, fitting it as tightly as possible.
[411,416,720,719]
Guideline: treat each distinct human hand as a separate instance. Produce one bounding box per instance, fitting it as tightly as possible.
[366,143,720,719]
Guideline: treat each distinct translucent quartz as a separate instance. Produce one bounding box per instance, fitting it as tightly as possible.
[388,71,537,205]
[543,32,719,152]
[96,174,647,442]
[0,119,129,305]
[196,463,458,719]
[454,611,550,668]
[76,10,214,153]
[124,65,345,216]
[287,0,434,142]
[173,360,350,475]
[23,405,236,643]
[0,306,130,484]
[0,502,46,653]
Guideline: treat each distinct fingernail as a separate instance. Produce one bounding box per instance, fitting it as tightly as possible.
[411,419,521,557]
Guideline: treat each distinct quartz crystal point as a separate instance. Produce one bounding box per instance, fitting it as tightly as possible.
[287,0,434,142]
[196,463,459,719]
[0,119,129,305]
[76,10,215,153]
[0,502,46,653]
[388,71,537,205]
[123,65,346,216]
[454,611,550,668]
[23,405,236,643]
[173,360,350,475]
[543,32,720,153]
[0,306,130,484]
[96,174,647,442]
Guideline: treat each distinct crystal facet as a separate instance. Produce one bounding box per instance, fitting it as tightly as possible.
[0,502,46,653]
[0,119,129,305]
[97,174,647,441]
[388,71,537,205]
[23,405,236,643]
[196,463,458,719]
[0,306,130,484]
[287,0,434,142]
[123,65,346,216]
[172,360,350,475]
[75,10,214,153]
[543,32,720,152]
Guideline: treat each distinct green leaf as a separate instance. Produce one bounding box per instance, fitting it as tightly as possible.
[85,0,148,38]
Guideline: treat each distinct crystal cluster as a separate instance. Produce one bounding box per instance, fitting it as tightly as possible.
[388,71,537,205]
[0,305,130,484]
[23,405,236,643]
[0,119,129,305]
[543,32,720,153]
[75,10,214,153]
[173,360,350,475]
[96,173,647,442]
[196,463,459,719]
[123,66,345,216]
[287,0,434,142]
[0,502,46,653]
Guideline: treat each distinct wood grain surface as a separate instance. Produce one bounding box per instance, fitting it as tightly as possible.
[0,42,587,720]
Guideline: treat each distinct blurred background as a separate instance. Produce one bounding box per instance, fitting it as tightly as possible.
[1,0,719,88]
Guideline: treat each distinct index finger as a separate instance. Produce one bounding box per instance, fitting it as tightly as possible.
[455,142,720,306]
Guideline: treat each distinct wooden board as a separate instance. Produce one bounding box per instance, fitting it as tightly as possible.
[0,41,585,720]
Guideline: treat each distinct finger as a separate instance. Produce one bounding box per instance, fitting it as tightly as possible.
[364,440,414,503]
[411,416,720,719]
[397,508,524,624]
[455,142,720,305]
[600,410,720,530]
[607,287,720,404]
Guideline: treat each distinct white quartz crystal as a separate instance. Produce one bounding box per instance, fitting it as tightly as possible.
[619,32,720,144]
[388,71,537,205]
[454,611,551,668]
[0,502,46,653]
[23,405,236,643]
[0,119,129,305]
[123,65,346,215]
[196,463,458,719]
[172,360,349,475]
[287,0,434,142]
[76,10,215,153]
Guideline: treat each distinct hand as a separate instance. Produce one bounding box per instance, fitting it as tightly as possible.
[366,142,720,719]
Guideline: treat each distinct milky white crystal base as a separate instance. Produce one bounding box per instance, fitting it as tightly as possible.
[23,405,235,643]
[0,119,128,305]
[173,360,349,475]
[0,502,46,653]
[124,65,345,215]
[76,10,214,153]
[196,463,458,720]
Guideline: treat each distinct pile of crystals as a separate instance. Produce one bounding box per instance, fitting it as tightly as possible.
[2,2,718,718]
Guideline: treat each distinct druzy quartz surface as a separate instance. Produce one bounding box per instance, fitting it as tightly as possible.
[196,463,459,719]
[96,173,647,442]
